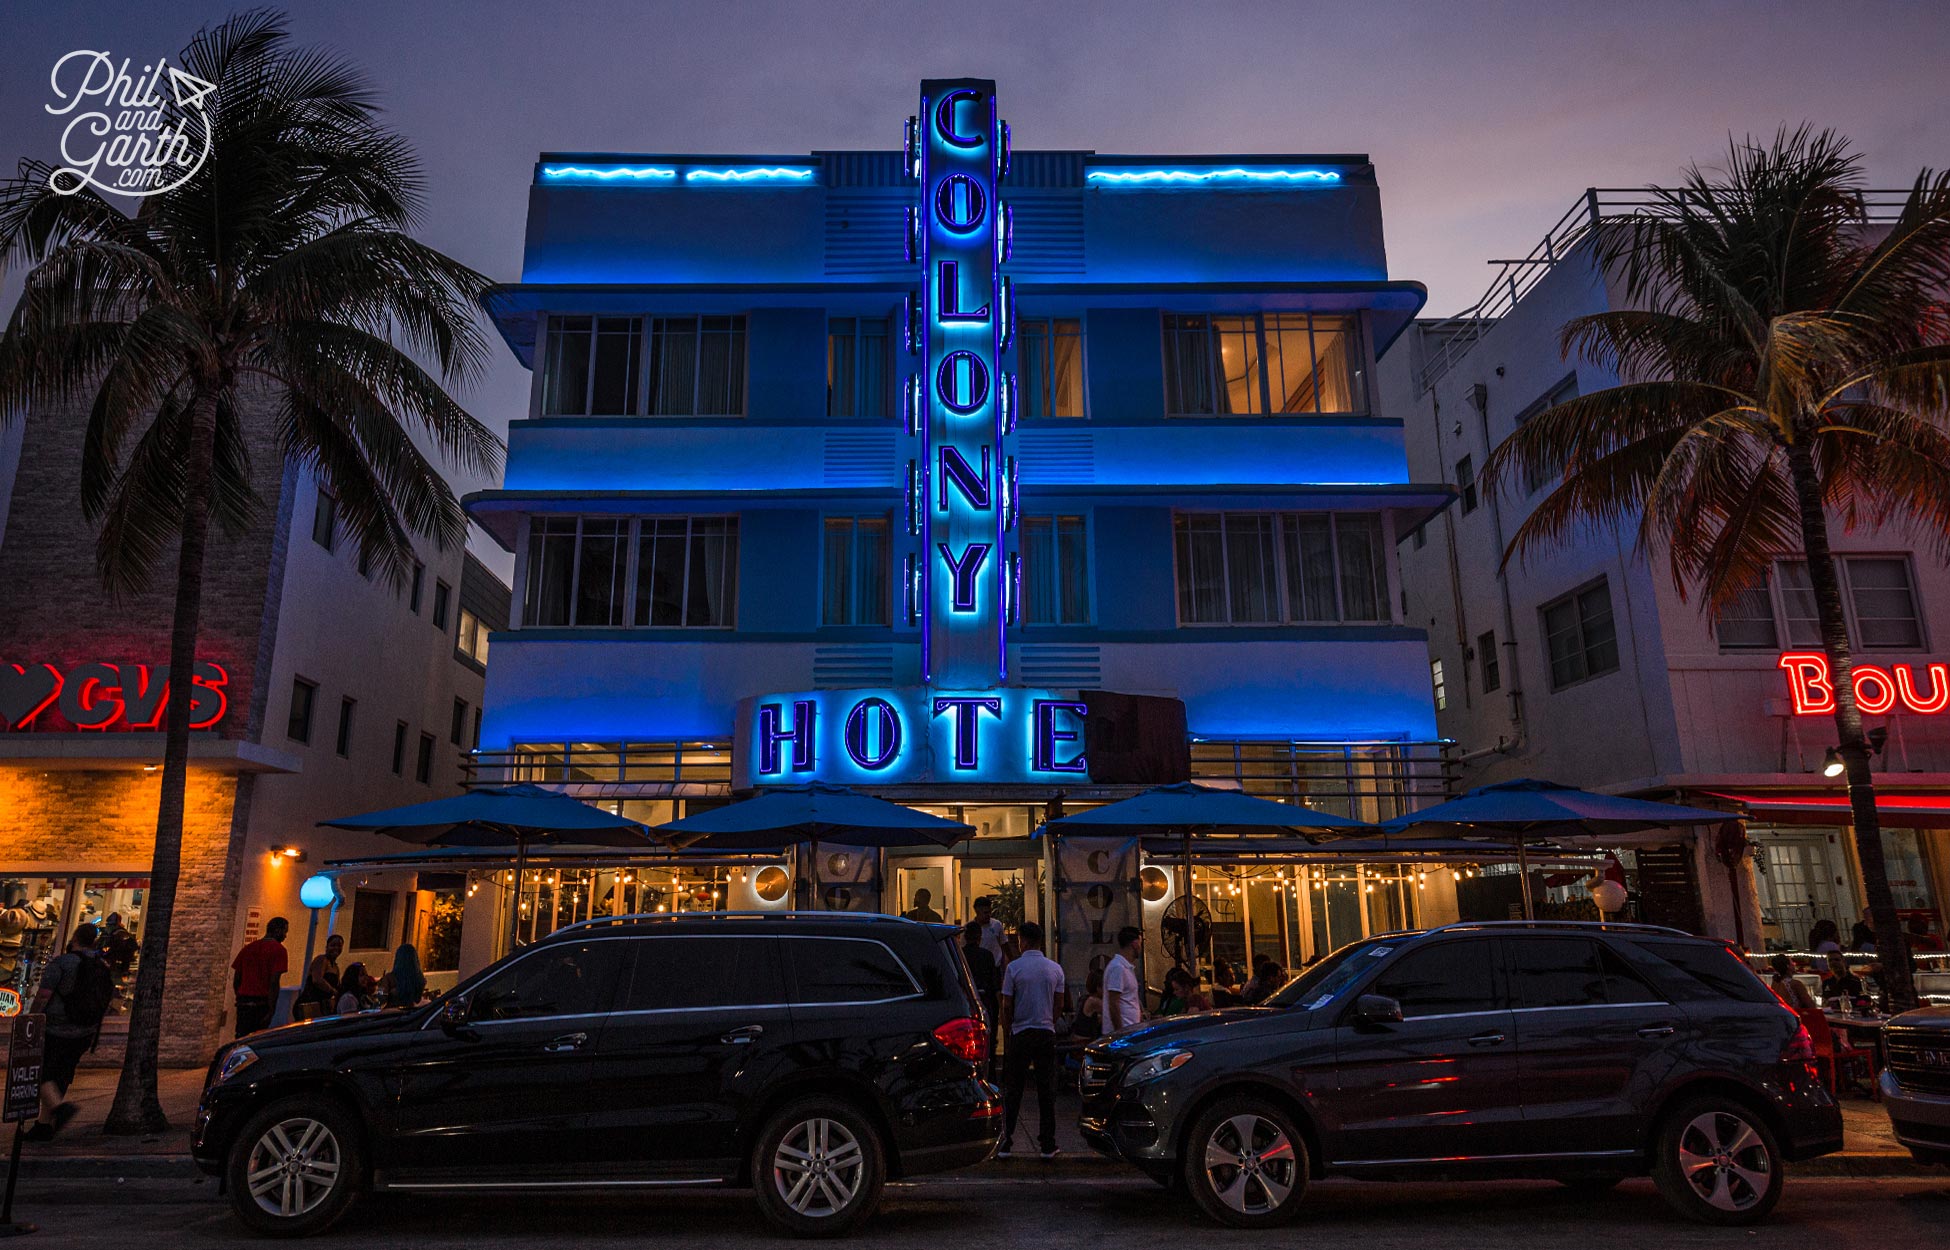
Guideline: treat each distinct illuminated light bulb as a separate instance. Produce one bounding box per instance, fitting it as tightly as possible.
[655,904,667,913]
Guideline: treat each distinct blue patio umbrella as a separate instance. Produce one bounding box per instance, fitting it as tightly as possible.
[1040,782,1374,978]
[320,783,661,939]
[1378,778,1735,918]
[656,783,972,910]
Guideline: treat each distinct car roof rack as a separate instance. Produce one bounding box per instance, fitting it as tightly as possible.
[1421,919,1696,939]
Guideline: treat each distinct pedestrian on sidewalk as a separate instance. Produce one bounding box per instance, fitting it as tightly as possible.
[972,896,1009,969]
[997,920,1067,1161]
[961,921,1001,1025]
[231,917,290,1037]
[1103,926,1144,1034]
[26,922,114,1142]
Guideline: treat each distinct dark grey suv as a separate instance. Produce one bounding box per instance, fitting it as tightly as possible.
[1080,921,1841,1227]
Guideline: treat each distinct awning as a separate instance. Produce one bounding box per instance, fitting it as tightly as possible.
[1701,790,1950,829]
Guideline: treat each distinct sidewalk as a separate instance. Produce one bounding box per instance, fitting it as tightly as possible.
[7,1068,1930,1181]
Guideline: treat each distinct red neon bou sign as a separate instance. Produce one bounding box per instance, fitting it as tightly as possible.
[1777,651,1949,716]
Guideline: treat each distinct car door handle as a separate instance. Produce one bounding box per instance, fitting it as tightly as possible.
[542,1031,587,1053]
[1637,1024,1676,1039]
[1466,1031,1507,1047]
[721,1025,764,1045]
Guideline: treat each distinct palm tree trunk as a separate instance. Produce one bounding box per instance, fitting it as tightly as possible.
[105,390,220,1134]
[1783,442,1918,1012]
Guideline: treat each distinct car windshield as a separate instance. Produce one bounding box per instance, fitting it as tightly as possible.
[1265,938,1396,1010]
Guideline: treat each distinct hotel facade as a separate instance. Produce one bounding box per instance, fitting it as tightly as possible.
[462,79,1466,992]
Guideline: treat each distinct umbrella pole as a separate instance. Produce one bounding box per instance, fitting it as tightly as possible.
[1516,835,1534,920]
[1182,826,1198,987]
[509,834,529,951]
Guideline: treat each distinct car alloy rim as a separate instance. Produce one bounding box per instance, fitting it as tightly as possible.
[773,1117,865,1217]
[1676,1110,1771,1212]
[246,1116,342,1219]
[1203,1113,1297,1215]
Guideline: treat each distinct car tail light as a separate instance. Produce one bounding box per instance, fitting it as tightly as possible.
[1782,1022,1819,1081]
[934,1017,988,1064]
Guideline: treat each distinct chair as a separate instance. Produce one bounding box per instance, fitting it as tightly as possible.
[1798,1009,1876,1098]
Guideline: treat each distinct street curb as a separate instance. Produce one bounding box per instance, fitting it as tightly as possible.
[13,1152,1938,1184]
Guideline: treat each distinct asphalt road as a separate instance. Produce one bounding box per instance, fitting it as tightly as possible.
[9,1175,1950,1248]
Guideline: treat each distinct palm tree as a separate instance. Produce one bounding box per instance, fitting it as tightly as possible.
[1485,128,1950,1010]
[0,10,500,1131]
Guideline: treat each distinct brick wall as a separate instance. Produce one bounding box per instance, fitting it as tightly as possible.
[3,767,249,1063]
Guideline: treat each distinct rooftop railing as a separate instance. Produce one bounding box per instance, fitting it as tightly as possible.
[1413,187,1918,395]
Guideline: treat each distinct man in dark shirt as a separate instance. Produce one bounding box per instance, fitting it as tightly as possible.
[961,921,1001,1024]
[27,923,109,1141]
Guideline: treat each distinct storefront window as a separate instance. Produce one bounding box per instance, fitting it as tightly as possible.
[1882,828,1936,912]
[1,875,148,1029]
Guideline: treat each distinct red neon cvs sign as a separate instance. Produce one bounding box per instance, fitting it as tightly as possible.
[1778,651,1950,716]
[0,660,229,730]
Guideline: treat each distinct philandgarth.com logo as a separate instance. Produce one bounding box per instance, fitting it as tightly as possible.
[46,51,216,197]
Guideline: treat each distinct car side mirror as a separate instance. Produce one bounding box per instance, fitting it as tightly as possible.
[1353,994,1404,1026]
[439,996,472,1035]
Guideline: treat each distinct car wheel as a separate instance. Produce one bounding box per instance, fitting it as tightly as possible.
[752,1098,886,1237]
[1651,1097,1783,1225]
[224,1096,363,1237]
[1180,1097,1309,1228]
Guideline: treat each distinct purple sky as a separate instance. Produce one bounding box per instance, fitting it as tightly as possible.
[8,0,1947,565]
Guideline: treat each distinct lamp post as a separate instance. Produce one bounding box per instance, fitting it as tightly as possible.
[294,874,340,1022]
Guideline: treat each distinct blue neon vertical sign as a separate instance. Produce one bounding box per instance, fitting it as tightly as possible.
[916,79,1012,688]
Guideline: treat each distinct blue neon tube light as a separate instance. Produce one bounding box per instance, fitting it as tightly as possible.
[682,167,815,184]
[1086,167,1343,186]
[539,165,677,183]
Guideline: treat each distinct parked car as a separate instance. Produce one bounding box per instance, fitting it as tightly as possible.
[1080,920,1840,1227]
[1879,1005,1950,1166]
[194,913,999,1237]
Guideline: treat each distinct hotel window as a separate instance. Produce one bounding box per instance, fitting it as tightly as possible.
[335,697,356,759]
[1455,455,1478,514]
[451,698,468,746]
[821,515,890,626]
[524,516,738,629]
[1020,514,1090,624]
[1541,578,1619,690]
[432,580,451,630]
[542,315,642,416]
[287,678,317,744]
[391,721,408,776]
[648,316,746,416]
[357,545,377,580]
[310,486,337,551]
[349,889,394,951]
[1721,557,1924,651]
[1019,318,1084,417]
[457,608,490,665]
[1431,659,1447,711]
[1174,512,1388,625]
[416,731,436,784]
[1161,312,1364,416]
[1478,630,1500,693]
[409,561,424,613]
[1515,373,1579,494]
[471,707,482,749]
[827,317,890,418]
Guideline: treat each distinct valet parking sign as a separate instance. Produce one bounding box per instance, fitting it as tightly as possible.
[46,50,216,198]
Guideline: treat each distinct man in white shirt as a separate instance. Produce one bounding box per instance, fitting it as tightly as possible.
[972,896,1009,968]
[997,921,1067,1159]
[1103,926,1144,1033]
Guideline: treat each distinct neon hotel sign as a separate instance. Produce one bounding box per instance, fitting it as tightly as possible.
[746,81,1088,786]
[1778,651,1950,716]
[1,661,229,731]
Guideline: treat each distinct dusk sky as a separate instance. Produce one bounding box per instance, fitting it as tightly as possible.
[7,0,1946,565]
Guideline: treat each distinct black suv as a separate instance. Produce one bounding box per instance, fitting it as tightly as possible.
[194,914,998,1237]
[1080,921,1841,1227]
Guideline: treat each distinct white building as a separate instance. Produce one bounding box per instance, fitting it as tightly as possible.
[1384,191,1950,952]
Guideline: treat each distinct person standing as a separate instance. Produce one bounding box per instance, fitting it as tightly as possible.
[971,896,1009,969]
[902,888,945,924]
[25,923,114,1141]
[997,920,1067,1160]
[1102,926,1144,1034]
[961,921,1001,1021]
[231,917,290,1037]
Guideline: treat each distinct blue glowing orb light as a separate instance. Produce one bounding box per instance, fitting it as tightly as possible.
[299,874,338,910]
